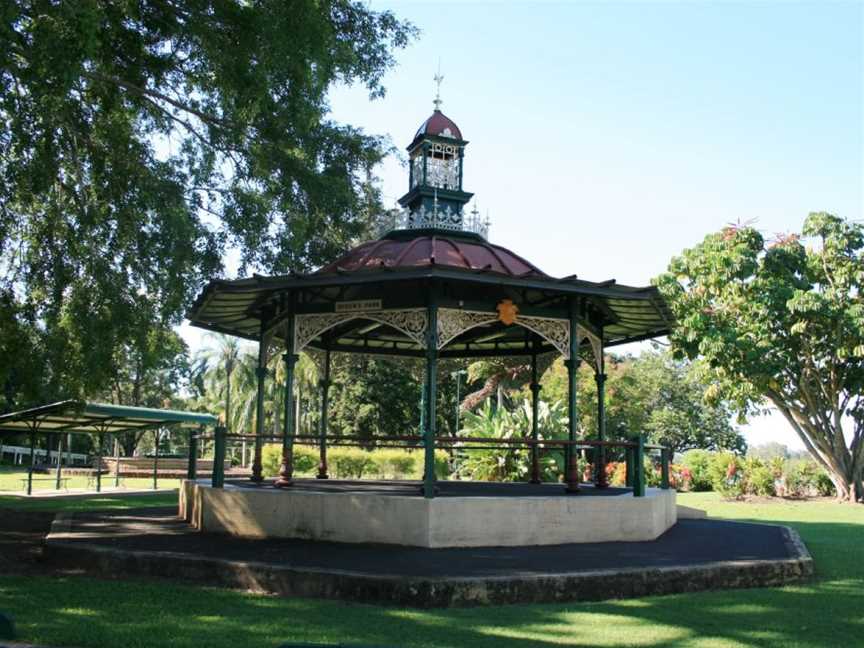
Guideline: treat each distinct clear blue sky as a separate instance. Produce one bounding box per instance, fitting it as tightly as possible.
[182,1,863,450]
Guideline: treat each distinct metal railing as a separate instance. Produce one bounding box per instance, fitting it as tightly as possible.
[196,428,672,498]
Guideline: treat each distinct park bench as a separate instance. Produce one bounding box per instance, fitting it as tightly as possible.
[20,476,69,491]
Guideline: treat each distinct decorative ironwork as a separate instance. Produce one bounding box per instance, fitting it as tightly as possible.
[437,309,497,348]
[376,206,489,239]
[294,309,428,352]
[437,308,574,358]
[518,315,571,359]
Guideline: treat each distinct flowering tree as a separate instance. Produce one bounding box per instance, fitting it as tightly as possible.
[657,213,864,502]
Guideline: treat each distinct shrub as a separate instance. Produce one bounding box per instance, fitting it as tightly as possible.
[261,444,447,481]
[814,470,836,497]
[708,452,744,499]
[681,450,714,491]
[330,447,375,479]
[746,464,776,496]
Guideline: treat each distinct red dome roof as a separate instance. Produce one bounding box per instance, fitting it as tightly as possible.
[316,232,545,278]
[413,110,463,142]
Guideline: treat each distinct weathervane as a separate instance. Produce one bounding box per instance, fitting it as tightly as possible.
[433,62,444,111]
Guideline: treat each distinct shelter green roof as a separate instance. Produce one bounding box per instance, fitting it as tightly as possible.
[0,400,217,435]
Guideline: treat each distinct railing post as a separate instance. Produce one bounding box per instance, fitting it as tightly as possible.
[212,425,226,488]
[187,427,199,481]
[625,445,634,488]
[660,447,670,490]
[633,434,646,497]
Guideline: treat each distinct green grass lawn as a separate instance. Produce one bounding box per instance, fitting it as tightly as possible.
[0,465,182,494]
[1,491,862,648]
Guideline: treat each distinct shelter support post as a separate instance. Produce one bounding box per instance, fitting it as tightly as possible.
[277,307,297,488]
[529,350,541,484]
[27,426,35,496]
[96,432,104,493]
[633,434,646,497]
[152,429,160,490]
[54,433,63,490]
[251,325,268,482]
[317,348,332,479]
[187,427,199,481]
[212,426,226,488]
[423,293,439,499]
[661,448,671,489]
[565,299,580,493]
[113,436,121,488]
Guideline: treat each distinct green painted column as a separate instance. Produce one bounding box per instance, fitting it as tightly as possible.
[187,427,199,481]
[251,325,268,482]
[594,371,609,488]
[277,308,298,488]
[634,434,646,497]
[317,349,332,479]
[423,292,439,499]
[212,425,226,488]
[529,350,541,484]
[660,448,670,489]
[565,299,580,493]
[625,446,634,487]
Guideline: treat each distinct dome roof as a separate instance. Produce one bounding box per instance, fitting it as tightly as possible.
[413,110,463,142]
[316,231,545,278]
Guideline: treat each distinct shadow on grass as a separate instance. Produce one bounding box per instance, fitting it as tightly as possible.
[0,511,861,647]
[0,491,178,512]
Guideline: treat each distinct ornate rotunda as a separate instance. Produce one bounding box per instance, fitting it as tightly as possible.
[187,95,674,503]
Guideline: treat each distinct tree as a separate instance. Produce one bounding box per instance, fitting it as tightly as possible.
[656,213,864,502]
[1,1,415,403]
[328,354,421,442]
[193,334,241,426]
[540,350,745,455]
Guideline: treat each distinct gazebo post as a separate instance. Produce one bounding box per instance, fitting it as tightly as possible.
[187,426,199,481]
[529,348,541,484]
[251,321,268,482]
[422,291,439,499]
[595,331,609,489]
[276,306,297,488]
[317,347,331,479]
[565,298,581,493]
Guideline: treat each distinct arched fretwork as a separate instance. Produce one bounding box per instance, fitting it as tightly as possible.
[293,310,428,353]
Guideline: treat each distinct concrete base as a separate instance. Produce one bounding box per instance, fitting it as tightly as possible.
[180,480,677,547]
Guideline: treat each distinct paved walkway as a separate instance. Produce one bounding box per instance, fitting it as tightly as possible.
[55,507,797,578]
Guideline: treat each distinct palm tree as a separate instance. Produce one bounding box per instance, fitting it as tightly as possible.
[195,334,241,427]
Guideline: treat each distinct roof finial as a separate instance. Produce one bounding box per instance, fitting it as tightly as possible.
[433,61,444,111]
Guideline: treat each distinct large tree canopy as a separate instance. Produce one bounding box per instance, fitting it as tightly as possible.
[541,349,744,454]
[656,213,864,502]
[0,1,414,409]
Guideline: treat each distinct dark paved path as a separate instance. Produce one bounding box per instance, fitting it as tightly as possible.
[59,508,797,578]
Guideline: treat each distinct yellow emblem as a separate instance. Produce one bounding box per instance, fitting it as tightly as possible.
[496,299,519,325]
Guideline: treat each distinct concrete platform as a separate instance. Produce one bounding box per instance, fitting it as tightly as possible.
[45,507,813,607]
[179,479,678,547]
